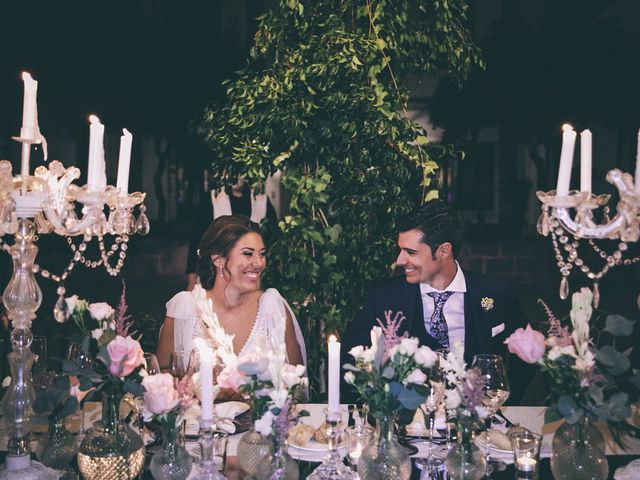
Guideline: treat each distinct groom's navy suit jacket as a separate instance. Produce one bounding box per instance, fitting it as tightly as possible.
[341,271,532,403]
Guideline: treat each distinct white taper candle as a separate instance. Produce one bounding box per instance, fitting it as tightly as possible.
[197,339,215,422]
[557,124,577,196]
[328,335,340,415]
[116,128,133,193]
[87,115,105,189]
[580,129,592,193]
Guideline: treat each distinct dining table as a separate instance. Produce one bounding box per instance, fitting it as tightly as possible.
[1,404,639,479]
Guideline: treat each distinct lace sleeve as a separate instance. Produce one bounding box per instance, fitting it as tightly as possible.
[262,289,308,368]
[165,291,197,364]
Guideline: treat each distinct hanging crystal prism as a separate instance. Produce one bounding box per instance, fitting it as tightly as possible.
[135,207,150,235]
[559,276,569,300]
[592,283,600,308]
[53,295,66,324]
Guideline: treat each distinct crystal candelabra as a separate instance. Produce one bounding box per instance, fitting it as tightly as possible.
[536,127,640,307]
[0,76,148,478]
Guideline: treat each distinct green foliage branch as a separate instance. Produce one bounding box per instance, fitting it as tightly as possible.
[200,0,481,396]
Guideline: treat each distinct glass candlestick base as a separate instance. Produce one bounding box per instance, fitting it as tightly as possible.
[191,419,228,480]
[308,410,356,480]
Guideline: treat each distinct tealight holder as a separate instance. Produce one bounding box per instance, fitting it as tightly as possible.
[308,409,356,480]
[510,430,542,480]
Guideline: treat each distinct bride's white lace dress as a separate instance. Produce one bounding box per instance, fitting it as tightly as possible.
[166,287,307,367]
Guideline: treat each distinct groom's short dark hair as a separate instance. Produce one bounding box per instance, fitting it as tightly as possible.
[398,200,464,259]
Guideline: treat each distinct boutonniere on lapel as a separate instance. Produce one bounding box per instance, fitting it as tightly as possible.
[480,297,494,312]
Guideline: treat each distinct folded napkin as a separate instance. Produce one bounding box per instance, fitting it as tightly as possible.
[184,401,250,436]
[614,459,640,480]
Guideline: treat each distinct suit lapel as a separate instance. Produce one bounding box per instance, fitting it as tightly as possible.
[463,271,491,364]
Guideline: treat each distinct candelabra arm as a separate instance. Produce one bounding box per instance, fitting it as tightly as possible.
[554,207,629,239]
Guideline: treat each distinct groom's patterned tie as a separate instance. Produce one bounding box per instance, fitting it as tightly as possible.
[426,291,454,348]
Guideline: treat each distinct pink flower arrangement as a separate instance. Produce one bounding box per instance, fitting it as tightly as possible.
[142,373,180,416]
[504,288,638,442]
[62,283,147,402]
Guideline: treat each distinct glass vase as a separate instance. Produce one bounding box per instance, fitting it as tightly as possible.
[77,388,146,480]
[357,414,411,480]
[236,427,272,476]
[37,416,77,470]
[550,417,608,480]
[255,437,299,480]
[149,415,193,480]
[445,423,486,480]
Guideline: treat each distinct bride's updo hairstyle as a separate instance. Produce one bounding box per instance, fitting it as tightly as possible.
[196,215,263,289]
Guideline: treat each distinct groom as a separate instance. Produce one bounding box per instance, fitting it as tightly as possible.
[342,200,532,403]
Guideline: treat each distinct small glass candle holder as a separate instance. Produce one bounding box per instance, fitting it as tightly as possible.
[345,405,374,469]
[510,430,542,480]
[308,409,356,480]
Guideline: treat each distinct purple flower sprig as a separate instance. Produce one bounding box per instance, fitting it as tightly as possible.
[538,299,572,347]
[462,367,486,411]
[272,398,295,445]
[376,310,409,360]
[114,281,136,338]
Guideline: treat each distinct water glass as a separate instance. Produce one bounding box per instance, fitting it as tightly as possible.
[213,431,229,471]
[143,352,161,375]
[510,430,542,479]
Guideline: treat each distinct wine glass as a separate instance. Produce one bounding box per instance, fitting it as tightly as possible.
[471,354,510,472]
[415,349,448,473]
[169,350,186,379]
[66,340,93,436]
[144,352,161,375]
[32,335,48,374]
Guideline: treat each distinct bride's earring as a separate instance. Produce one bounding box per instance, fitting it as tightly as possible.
[218,266,224,277]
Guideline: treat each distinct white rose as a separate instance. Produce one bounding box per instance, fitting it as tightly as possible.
[445,388,461,410]
[360,348,375,364]
[88,302,114,321]
[270,389,289,408]
[398,337,419,356]
[65,295,79,318]
[403,368,427,386]
[349,345,365,361]
[91,328,104,340]
[344,372,355,384]
[254,411,274,437]
[281,364,305,387]
[414,346,438,368]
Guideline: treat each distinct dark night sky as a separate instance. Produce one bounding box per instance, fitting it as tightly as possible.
[0,1,263,147]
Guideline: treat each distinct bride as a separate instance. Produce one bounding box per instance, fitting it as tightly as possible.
[156,215,306,370]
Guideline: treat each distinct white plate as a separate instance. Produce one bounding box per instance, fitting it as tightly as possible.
[475,431,512,454]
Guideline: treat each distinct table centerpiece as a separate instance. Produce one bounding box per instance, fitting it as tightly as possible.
[343,310,437,480]
[504,287,639,480]
[61,286,147,480]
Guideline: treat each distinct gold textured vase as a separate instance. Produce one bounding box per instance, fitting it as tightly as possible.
[77,389,145,480]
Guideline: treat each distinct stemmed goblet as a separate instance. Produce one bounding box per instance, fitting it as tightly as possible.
[471,354,510,473]
[414,349,447,474]
[66,341,93,438]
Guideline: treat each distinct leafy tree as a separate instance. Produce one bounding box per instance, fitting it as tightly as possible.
[200,0,481,394]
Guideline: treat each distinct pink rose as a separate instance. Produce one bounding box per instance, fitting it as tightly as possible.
[217,365,246,391]
[504,324,546,364]
[106,335,144,377]
[142,373,180,415]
